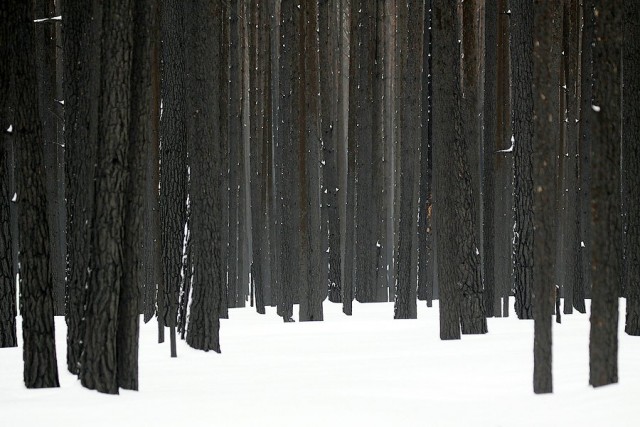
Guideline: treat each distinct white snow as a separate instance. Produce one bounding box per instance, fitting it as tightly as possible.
[6,125,12,133]
[497,135,515,153]
[11,193,16,202]
[592,105,601,112]
[1,300,639,427]
[33,16,62,23]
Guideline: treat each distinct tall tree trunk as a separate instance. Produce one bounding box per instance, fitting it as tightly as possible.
[320,0,342,304]
[511,0,534,320]
[0,3,17,348]
[159,0,187,336]
[185,0,223,352]
[228,0,243,311]
[623,0,640,337]
[80,0,133,394]
[340,0,354,315]
[494,0,513,317]
[119,0,158,387]
[482,0,498,318]
[394,0,423,319]
[276,0,298,321]
[532,0,561,395]
[418,1,433,306]
[299,0,324,322]
[561,0,580,315]
[9,0,60,389]
[350,0,377,305]
[34,0,65,316]
[432,0,462,339]
[588,0,622,388]
[575,0,592,314]
[62,0,101,375]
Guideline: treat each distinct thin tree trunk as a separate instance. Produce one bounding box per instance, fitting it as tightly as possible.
[623,0,640,337]
[532,0,561,394]
[511,0,534,320]
[588,0,622,388]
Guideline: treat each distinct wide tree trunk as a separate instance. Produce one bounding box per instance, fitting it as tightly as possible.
[62,0,101,375]
[80,0,133,394]
[8,0,60,388]
[185,0,223,352]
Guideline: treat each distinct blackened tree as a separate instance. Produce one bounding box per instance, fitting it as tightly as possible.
[159,0,188,347]
[0,3,16,349]
[119,0,158,387]
[298,0,325,322]
[482,0,498,317]
[532,0,561,395]
[62,0,100,375]
[34,0,65,316]
[589,0,622,388]
[79,0,133,394]
[418,1,434,306]
[560,0,580,315]
[394,0,423,319]
[623,0,640,337]
[9,0,60,388]
[185,0,223,352]
[511,0,534,320]
[432,0,462,339]
[351,0,379,305]
[320,0,342,304]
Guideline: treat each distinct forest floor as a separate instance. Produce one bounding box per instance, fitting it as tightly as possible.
[1,298,638,426]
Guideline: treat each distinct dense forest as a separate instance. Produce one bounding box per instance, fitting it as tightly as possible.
[0,0,638,395]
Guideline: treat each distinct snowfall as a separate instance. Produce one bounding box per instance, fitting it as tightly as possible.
[1,299,638,427]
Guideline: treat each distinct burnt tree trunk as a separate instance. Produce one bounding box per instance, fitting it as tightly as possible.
[10,0,60,389]
[589,0,622,388]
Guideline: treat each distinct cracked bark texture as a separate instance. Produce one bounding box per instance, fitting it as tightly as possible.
[9,0,60,388]
[159,0,187,330]
[62,0,101,375]
[79,0,133,394]
[511,0,534,320]
[185,0,222,352]
[395,0,423,319]
[0,3,17,348]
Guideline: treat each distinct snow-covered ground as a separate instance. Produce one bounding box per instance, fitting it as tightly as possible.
[1,299,638,427]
